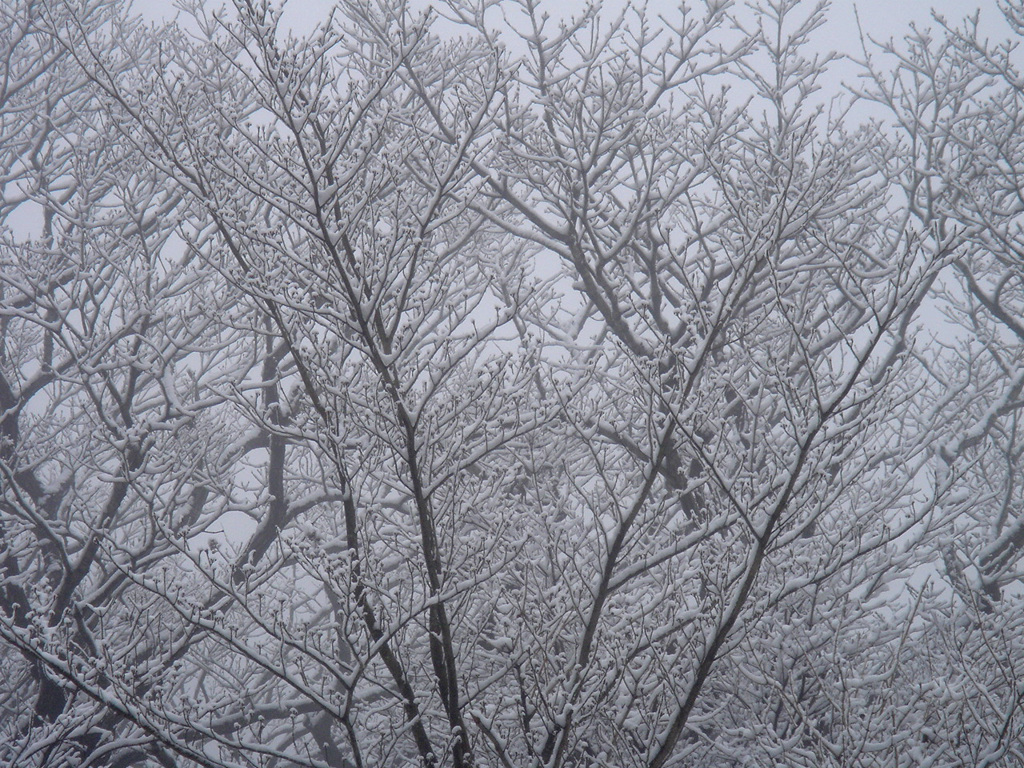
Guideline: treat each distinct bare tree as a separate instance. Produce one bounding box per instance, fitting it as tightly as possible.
[2,0,1023,767]
[418,1,963,765]
[847,6,1024,766]
[0,2,324,765]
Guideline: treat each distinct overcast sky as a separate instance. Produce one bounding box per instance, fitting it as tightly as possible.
[132,0,1013,53]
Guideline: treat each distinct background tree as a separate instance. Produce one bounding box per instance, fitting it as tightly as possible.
[847,6,1024,765]
[0,2,328,765]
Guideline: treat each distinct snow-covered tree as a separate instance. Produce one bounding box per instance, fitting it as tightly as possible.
[2,1,1023,767]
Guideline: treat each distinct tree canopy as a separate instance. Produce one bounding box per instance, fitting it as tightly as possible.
[2,1,1024,766]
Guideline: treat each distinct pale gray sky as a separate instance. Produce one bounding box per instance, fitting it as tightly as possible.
[133,0,1011,52]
